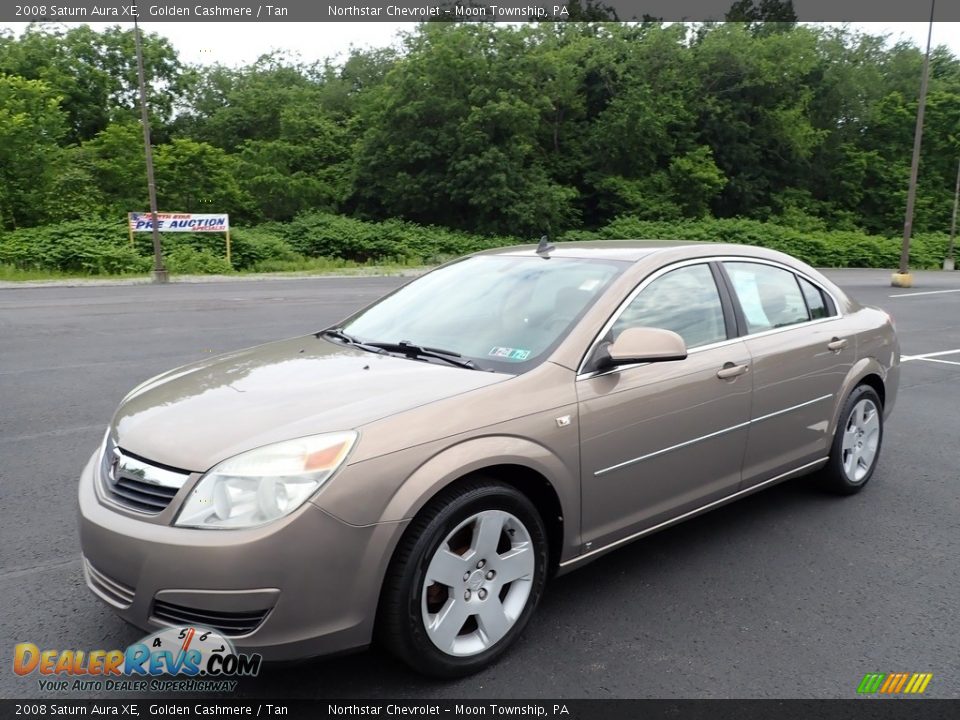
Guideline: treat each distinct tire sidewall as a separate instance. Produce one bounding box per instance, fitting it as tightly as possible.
[398,484,548,676]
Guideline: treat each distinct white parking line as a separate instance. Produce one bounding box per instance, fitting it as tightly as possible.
[910,357,960,367]
[889,288,960,298]
[901,349,960,361]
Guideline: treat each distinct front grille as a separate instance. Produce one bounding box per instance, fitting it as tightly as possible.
[100,442,190,515]
[152,600,270,637]
[83,558,135,608]
[108,475,179,513]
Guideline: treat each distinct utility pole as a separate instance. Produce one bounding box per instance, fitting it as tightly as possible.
[893,0,936,287]
[133,11,168,284]
[947,157,959,271]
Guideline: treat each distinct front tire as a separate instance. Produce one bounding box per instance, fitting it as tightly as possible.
[377,479,548,677]
[819,384,884,495]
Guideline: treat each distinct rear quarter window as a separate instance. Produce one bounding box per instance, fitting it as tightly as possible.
[797,276,835,319]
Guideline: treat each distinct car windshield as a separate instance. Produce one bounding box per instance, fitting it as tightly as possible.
[339,254,626,372]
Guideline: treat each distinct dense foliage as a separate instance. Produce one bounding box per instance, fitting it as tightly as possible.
[1,17,959,272]
[0,215,951,276]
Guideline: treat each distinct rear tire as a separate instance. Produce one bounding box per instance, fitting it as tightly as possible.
[377,479,548,677]
[819,384,884,495]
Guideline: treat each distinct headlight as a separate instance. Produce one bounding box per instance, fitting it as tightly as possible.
[174,431,357,529]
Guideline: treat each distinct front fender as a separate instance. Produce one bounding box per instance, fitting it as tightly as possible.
[314,432,581,563]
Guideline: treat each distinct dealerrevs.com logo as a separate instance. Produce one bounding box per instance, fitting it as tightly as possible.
[14,626,262,692]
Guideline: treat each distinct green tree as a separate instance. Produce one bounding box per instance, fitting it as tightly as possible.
[691,24,825,219]
[0,23,185,143]
[236,105,351,221]
[153,139,255,220]
[0,74,66,229]
[76,122,147,217]
[351,23,579,236]
[174,54,320,151]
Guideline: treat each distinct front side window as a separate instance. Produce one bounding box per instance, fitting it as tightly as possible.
[341,255,625,372]
[612,263,728,349]
[724,262,809,333]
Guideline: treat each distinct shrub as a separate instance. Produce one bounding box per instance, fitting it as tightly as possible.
[0,220,150,274]
[560,217,951,270]
[145,227,300,270]
[281,212,512,263]
[163,245,233,275]
[1,215,951,276]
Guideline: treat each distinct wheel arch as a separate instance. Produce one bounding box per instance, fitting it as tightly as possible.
[829,359,888,439]
[377,435,577,571]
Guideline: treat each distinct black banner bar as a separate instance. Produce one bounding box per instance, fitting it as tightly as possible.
[3,0,960,23]
[2,700,960,720]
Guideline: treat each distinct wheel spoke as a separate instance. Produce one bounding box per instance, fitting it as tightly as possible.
[427,548,469,587]
[842,426,858,452]
[471,511,505,557]
[862,411,880,436]
[426,599,469,652]
[476,600,512,645]
[856,401,867,428]
[496,544,534,584]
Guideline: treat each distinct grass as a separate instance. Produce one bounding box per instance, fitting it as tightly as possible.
[0,259,429,283]
[0,264,144,282]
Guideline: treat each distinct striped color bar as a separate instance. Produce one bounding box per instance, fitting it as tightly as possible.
[857,672,933,694]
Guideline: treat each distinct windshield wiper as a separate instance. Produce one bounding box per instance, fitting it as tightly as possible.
[317,327,391,356]
[319,330,483,370]
[317,327,359,344]
[365,340,482,370]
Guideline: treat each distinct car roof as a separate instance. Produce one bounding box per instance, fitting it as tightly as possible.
[479,239,710,262]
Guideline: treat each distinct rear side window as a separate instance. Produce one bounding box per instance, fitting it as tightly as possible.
[612,263,727,349]
[797,276,832,319]
[724,262,809,333]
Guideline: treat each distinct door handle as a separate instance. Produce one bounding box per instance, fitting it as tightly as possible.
[717,363,749,379]
[827,337,848,353]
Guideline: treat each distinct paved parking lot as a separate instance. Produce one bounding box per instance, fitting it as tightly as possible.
[1,268,958,699]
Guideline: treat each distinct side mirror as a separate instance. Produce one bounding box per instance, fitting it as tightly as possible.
[596,327,688,368]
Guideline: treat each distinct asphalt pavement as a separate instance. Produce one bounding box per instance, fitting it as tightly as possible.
[1,269,958,699]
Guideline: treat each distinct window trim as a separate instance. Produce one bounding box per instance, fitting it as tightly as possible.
[576,255,843,380]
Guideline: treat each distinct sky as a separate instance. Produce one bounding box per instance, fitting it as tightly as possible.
[0,21,958,68]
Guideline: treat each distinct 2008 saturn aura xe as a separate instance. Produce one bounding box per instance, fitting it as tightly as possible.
[79,241,899,676]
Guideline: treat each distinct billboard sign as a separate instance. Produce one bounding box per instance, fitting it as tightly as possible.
[129,212,229,232]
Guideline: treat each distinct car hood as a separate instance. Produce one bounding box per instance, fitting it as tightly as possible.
[113,335,509,472]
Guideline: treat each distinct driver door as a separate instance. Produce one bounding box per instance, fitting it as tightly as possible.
[576,262,753,551]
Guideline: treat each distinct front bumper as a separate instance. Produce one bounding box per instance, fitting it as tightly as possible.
[78,452,408,661]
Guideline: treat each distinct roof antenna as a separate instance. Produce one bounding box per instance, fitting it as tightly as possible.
[535,234,555,258]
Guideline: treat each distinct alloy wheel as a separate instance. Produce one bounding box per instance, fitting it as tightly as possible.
[421,509,534,656]
[841,398,880,483]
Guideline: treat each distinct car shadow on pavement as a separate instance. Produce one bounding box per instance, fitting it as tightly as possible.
[234,474,839,698]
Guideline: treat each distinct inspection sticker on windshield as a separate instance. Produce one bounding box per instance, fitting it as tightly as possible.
[489,346,531,361]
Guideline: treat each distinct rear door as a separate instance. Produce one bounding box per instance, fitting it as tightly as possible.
[719,260,855,487]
